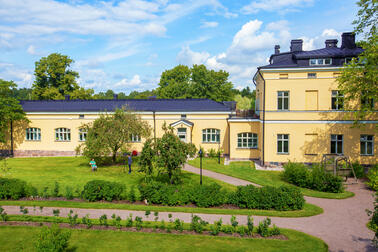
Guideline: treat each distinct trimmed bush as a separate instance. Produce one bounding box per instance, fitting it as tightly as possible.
[0,178,36,200]
[367,165,378,191]
[81,180,124,202]
[229,185,304,211]
[283,162,344,193]
[188,183,227,207]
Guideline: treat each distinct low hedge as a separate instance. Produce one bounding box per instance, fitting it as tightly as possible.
[229,185,305,211]
[283,162,344,193]
[0,178,36,200]
[81,180,125,202]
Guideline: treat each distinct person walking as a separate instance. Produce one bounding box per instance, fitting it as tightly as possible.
[89,159,97,172]
[127,154,132,174]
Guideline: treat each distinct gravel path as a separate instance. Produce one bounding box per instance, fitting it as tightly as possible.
[2,165,376,252]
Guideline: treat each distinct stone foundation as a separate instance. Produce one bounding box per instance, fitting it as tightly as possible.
[14,150,76,157]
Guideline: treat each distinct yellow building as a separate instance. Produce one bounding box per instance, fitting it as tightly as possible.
[3,32,377,166]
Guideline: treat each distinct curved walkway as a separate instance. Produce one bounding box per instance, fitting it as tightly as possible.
[2,165,376,252]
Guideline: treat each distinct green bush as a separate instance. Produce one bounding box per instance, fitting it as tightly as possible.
[352,162,365,179]
[190,215,208,233]
[283,162,344,193]
[81,180,124,202]
[229,184,304,211]
[207,148,217,158]
[0,178,36,200]
[34,224,71,252]
[367,165,378,191]
[188,183,227,207]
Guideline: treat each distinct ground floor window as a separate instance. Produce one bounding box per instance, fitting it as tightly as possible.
[277,134,289,154]
[330,134,343,154]
[360,135,373,155]
[26,128,41,141]
[130,134,141,143]
[237,133,257,148]
[55,128,71,141]
[177,128,187,142]
[79,129,87,142]
[202,128,220,143]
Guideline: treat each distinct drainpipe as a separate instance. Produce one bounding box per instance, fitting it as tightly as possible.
[253,69,266,166]
[10,120,14,157]
[153,111,156,143]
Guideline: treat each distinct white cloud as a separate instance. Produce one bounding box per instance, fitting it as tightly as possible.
[115,75,142,87]
[300,28,342,50]
[176,46,210,66]
[322,29,340,37]
[200,21,218,28]
[0,62,33,87]
[27,45,37,55]
[241,0,314,14]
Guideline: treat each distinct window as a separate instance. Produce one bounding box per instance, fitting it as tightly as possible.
[360,135,374,155]
[361,96,374,110]
[55,128,71,141]
[202,129,220,143]
[331,91,344,110]
[277,91,289,110]
[25,128,41,141]
[344,57,353,64]
[181,114,187,119]
[79,128,87,142]
[277,134,289,154]
[79,114,84,119]
[237,133,258,148]
[130,134,141,143]
[177,128,187,142]
[308,73,317,79]
[279,73,288,79]
[331,135,343,154]
[309,58,332,66]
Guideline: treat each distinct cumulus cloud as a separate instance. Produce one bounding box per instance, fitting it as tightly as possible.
[0,62,33,87]
[241,0,314,14]
[176,46,210,65]
[200,21,218,28]
[115,75,142,87]
[300,28,342,50]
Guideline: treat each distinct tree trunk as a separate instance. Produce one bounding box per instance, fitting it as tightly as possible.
[112,152,117,163]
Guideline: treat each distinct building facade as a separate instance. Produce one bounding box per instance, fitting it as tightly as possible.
[3,32,377,165]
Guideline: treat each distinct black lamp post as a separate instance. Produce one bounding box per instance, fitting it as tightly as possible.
[218,142,221,164]
[198,149,203,185]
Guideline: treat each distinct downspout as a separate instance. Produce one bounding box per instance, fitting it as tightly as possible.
[10,120,14,157]
[253,69,266,166]
[153,111,156,143]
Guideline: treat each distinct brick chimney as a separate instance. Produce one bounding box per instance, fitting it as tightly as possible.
[274,45,280,54]
[290,39,303,52]
[341,32,356,49]
[325,39,338,48]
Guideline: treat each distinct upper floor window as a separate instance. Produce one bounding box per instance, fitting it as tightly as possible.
[309,58,332,66]
[55,128,71,141]
[202,128,220,143]
[237,133,258,148]
[330,134,343,154]
[360,135,374,156]
[130,134,141,143]
[331,91,344,110]
[361,96,374,110]
[79,128,87,142]
[277,134,289,154]
[277,91,289,110]
[308,73,317,79]
[344,57,353,64]
[26,128,41,141]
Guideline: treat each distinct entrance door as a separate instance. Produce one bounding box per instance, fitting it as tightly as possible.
[177,128,187,142]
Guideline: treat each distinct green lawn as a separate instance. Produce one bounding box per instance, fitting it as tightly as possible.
[188,158,354,199]
[0,225,328,252]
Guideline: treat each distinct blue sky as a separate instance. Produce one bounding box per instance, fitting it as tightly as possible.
[0,0,359,93]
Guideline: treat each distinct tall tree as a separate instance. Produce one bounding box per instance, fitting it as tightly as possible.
[0,79,28,144]
[32,53,93,100]
[157,64,234,102]
[337,0,377,124]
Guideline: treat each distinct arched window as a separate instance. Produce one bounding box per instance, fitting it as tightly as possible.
[202,129,220,143]
[25,128,41,141]
[79,128,87,142]
[237,133,258,148]
[55,128,71,141]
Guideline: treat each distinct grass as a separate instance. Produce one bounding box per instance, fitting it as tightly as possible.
[0,225,328,252]
[188,158,354,199]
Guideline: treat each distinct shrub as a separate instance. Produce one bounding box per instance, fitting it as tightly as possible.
[52,209,60,217]
[207,148,217,158]
[81,180,124,202]
[352,162,365,179]
[67,210,78,227]
[111,214,122,229]
[81,215,92,229]
[190,215,208,234]
[230,215,238,232]
[135,216,143,230]
[126,214,133,227]
[34,224,71,252]
[64,186,74,200]
[52,182,60,197]
[128,186,137,203]
[247,216,254,235]
[41,187,49,198]
[188,183,227,207]
[159,220,166,230]
[210,219,222,236]
[257,218,271,237]
[99,214,108,227]
[0,206,8,222]
[174,218,184,232]
[237,226,247,236]
[283,162,344,193]
[0,178,34,200]
[229,184,304,211]
[367,165,378,191]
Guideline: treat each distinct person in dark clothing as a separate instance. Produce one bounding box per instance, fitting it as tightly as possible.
[127,154,132,174]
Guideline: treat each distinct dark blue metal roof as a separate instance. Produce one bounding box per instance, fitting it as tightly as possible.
[20,99,232,112]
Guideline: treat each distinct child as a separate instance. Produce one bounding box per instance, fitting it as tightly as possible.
[89,159,97,172]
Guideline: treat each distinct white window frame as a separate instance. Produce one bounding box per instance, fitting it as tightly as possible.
[330,134,343,154]
[332,90,344,110]
[79,128,87,142]
[309,58,332,66]
[55,128,71,142]
[26,128,41,141]
[277,91,289,110]
[308,73,317,79]
[177,128,187,143]
[202,128,220,143]
[130,134,141,143]
[237,133,258,149]
[360,135,374,156]
[277,134,289,154]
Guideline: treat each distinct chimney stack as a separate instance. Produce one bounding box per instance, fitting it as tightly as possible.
[113,94,118,100]
[64,95,70,101]
[341,32,356,49]
[274,45,280,54]
[325,39,338,48]
[290,39,303,52]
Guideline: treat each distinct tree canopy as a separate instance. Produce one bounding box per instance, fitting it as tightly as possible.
[32,53,93,100]
[0,79,28,143]
[157,64,234,102]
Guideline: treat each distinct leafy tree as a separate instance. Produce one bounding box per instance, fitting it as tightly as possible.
[127,90,156,99]
[157,64,234,102]
[337,0,377,124]
[0,79,28,144]
[77,108,151,164]
[234,94,252,110]
[139,139,156,178]
[32,53,93,100]
[11,88,33,100]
